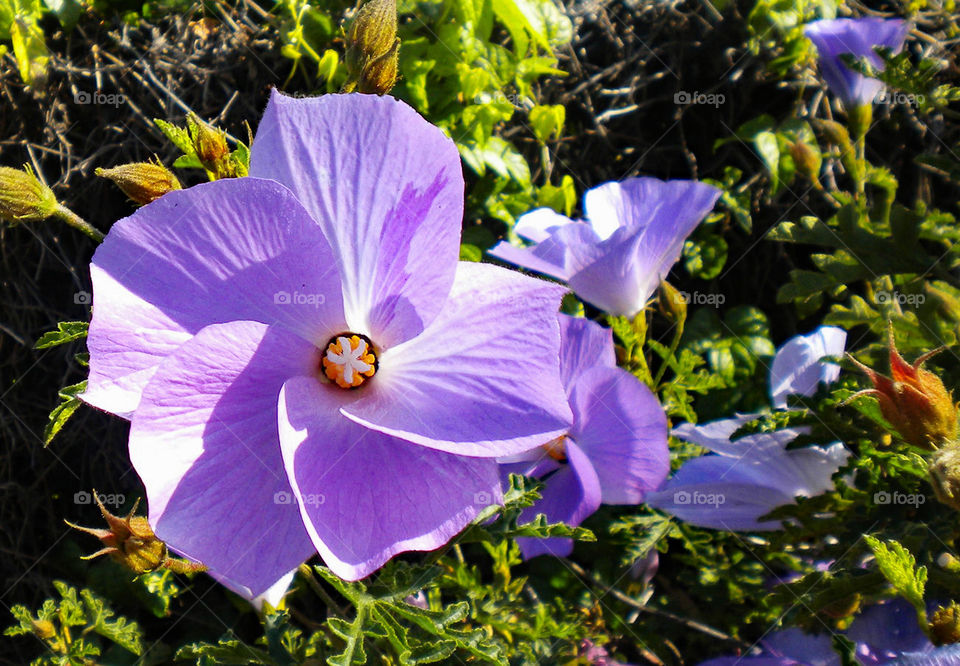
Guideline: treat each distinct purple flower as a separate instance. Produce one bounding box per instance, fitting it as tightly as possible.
[698,601,960,666]
[770,326,846,409]
[488,178,722,317]
[697,627,839,666]
[500,314,669,558]
[804,18,910,108]
[646,326,848,530]
[82,91,574,598]
[645,417,848,530]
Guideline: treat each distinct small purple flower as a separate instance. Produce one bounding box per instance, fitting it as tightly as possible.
[500,314,669,558]
[488,178,722,317]
[82,91,574,598]
[804,18,910,109]
[645,418,848,530]
[770,326,846,408]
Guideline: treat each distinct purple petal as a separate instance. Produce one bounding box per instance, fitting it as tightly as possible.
[278,375,501,581]
[569,366,669,504]
[488,222,603,283]
[341,262,573,457]
[848,600,932,658]
[514,207,575,243]
[890,647,960,666]
[762,628,840,666]
[516,440,602,559]
[84,178,345,417]
[557,314,617,391]
[672,416,810,458]
[128,320,319,598]
[804,19,909,107]
[569,179,722,316]
[249,91,464,348]
[770,326,846,408]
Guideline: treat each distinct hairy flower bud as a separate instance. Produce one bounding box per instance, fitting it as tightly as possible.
[813,119,852,148]
[930,444,960,512]
[930,601,960,646]
[187,114,233,176]
[31,619,56,640]
[66,491,206,575]
[96,161,181,205]
[0,166,58,223]
[658,280,687,331]
[344,0,399,95]
[849,330,958,450]
[789,141,822,189]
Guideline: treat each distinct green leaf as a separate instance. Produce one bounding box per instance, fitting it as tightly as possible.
[43,380,85,445]
[81,589,144,655]
[154,118,197,158]
[528,104,565,143]
[864,535,927,616]
[34,320,88,349]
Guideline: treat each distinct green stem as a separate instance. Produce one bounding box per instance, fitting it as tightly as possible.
[53,204,104,243]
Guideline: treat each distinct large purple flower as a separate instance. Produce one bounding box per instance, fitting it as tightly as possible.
[804,18,910,109]
[82,91,573,597]
[488,178,722,317]
[500,315,669,558]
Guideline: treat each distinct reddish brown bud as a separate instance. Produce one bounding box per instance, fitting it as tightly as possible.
[849,329,958,450]
[930,601,960,646]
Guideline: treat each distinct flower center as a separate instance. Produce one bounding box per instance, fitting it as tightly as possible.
[544,435,568,462]
[322,333,377,389]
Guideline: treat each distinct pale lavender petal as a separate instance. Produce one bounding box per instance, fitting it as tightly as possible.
[278,375,501,581]
[248,570,296,611]
[558,314,617,391]
[804,19,909,108]
[891,647,960,666]
[569,366,669,504]
[487,241,572,282]
[84,178,345,417]
[488,222,603,283]
[569,180,721,317]
[673,416,809,458]
[250,90,463,347]
[129,320,319,598]
[763,628,840,666]
[341,262,572,457]
[516,440,602,559]
[514,207,575,243]
[770,326,847,408]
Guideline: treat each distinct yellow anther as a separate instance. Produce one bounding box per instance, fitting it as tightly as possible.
[544,435,568,462]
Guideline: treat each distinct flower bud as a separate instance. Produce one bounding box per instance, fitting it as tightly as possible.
[66,491,205,575]
[96,161,181,205]
[931,602,960,645]
[187,114,232,175]
[658,280,687,332]
[0,166,58,223]
[848,103,873,142]
[789,140,822,189]
[31,619,56,640]
[930,444,960,512]
[850,329,958,450]
[812,119,852,148]
[344,0,399,95]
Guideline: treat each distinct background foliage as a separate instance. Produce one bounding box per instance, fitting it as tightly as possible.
[2,0,960,663]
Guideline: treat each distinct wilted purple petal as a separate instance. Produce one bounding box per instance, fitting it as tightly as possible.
[569,366,669,504]
[341,262,572,457]
[848,600,932,664]
[279,375,501,581]
[250,90,464,347]
[516,440,601,559]
[128,320,319,598]
[770,326,847,408]
[804,18,909,108]
[84,178,345,417]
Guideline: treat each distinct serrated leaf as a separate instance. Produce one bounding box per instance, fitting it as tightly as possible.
[44,380,86,445]
[864,536,927,613]
[34,320,87,350]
